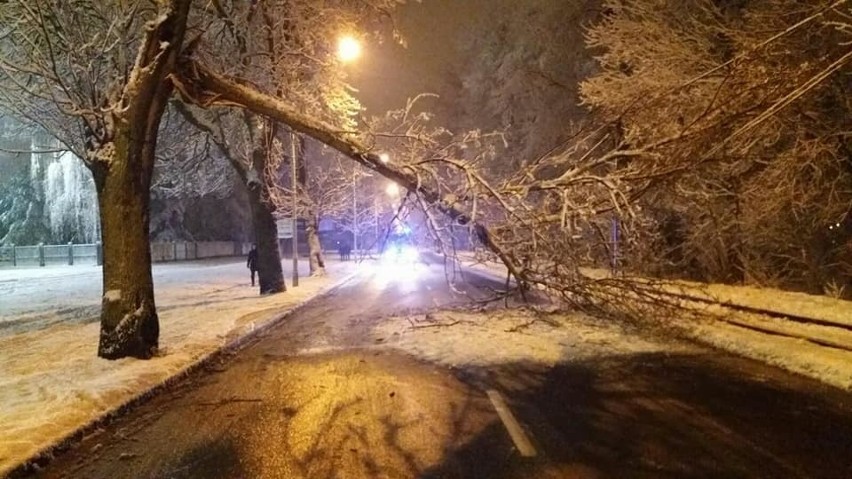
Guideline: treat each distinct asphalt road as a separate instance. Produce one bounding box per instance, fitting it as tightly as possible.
[29,261,852,479]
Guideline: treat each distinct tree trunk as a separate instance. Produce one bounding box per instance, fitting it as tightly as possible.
[247,179,286,294]
[87,0,191,359]
[91,129,159,359]
[306,212,325,276]
[176,60,525,284]
[171,104,285,293]
[248,119,287,295]
[293,135,324,276]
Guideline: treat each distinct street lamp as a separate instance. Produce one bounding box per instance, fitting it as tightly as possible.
[337,36,361,63]
[386,182,400,197]
[334,34,361,255]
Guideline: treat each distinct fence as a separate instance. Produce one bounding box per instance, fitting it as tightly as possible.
[0,241,250,268]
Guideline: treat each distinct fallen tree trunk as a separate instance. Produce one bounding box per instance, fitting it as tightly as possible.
[172,59,524,284]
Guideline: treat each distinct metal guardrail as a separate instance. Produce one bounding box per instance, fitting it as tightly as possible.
[0,242,100,267]
[0,241,251,268]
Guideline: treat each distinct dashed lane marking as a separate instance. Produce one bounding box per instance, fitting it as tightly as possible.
[486,389,537,457]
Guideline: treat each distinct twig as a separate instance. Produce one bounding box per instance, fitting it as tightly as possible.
[194,397,263,407]
[410,320,461,329]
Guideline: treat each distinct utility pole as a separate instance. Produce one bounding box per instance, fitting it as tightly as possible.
[374,197,379,255]
[352,167,358,256]
[290,131,299,287]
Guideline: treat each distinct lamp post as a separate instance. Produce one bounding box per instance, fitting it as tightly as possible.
[385,182,400,197]
[290,131,299,287]
[337,35,362,256]
[374,153,389,254]
[352,166,358,256]
[374,197,379,254]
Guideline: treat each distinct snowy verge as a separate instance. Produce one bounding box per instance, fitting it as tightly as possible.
[0,262,359,477]
[453,252,511,282]
[454,252,851,326]
[676,280,852,328]
[371,309,695,372]
[451,252,852,391]
[688,319,852,390]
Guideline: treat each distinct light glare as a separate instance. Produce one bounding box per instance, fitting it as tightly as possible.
[386,182,400,196]
[337,36,362,63]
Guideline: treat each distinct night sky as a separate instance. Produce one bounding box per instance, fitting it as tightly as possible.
[348,0,493,115]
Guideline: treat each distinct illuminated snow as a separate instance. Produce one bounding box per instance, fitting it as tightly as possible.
[0,260,356,476]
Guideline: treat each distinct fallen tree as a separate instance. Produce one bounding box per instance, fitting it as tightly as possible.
[173,0,852,309]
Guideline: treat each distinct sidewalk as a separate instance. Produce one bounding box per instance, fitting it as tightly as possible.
[0,259,359,476]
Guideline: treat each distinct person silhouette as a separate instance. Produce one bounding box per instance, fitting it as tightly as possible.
[247,244,258,286]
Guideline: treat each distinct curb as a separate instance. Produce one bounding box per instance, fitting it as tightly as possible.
[6,269,361,478]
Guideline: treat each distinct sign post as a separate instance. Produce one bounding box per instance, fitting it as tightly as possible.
[290,131,299,287]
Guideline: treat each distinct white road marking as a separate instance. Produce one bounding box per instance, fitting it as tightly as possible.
[486,389,537,457]
[295,345,347,355]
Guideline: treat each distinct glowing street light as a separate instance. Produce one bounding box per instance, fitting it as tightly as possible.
[337,36,362,63]
[386,182,400,197]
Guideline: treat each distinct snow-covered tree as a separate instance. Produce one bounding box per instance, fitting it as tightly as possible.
[269,138,348,275]
[0,117,49,244]
[0,0,193,358]
[448,0,601,168]
[580,0,852,292]
[149,106,241,242]
[0,0,402,356]
[186,0,852,308]
[178,0,402,280]
[268,136,403,274]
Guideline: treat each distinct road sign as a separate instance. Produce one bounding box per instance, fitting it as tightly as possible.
[276,218,293,239]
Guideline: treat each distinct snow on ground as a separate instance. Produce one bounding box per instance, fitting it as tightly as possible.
[455,252,511,281]
[0,258,277,331]
[455,251,852,326]
[690,320,852,390]
[685,281,852,328]
[692,302,852,350]
[453,252,852,390]
[665,298,852,390]
[0,259,357,476]
[0,266,106,331]
[372,308,695,370]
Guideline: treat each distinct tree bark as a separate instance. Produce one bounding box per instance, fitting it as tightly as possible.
[248,134,286,294]
[170,103,285,294]
[247,184,286,294]
[91,130,159,359]
[293,135,324,275]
